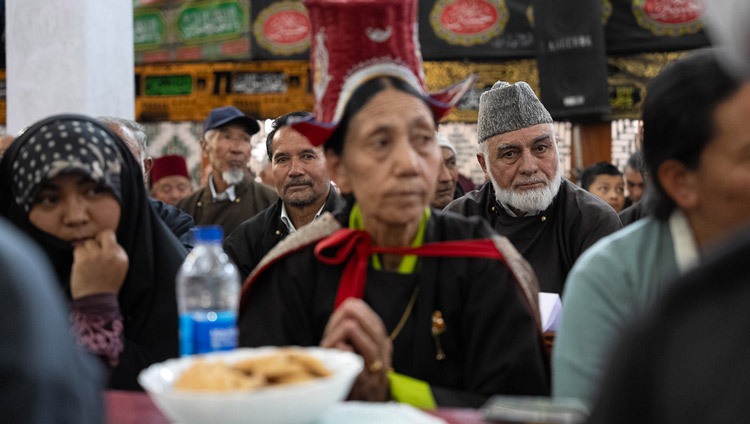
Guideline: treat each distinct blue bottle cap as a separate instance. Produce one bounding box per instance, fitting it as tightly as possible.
[193,225,223,244]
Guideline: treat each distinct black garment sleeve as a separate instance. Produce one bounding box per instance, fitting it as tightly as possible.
[150,198,195,249]
[0,220,104,424]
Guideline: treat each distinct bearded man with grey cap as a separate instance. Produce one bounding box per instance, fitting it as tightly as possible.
[445,81,621,294]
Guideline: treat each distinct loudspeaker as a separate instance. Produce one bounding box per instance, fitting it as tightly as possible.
[533,0,611,120]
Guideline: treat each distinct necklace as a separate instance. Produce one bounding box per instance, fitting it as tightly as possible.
[388,286,420,341]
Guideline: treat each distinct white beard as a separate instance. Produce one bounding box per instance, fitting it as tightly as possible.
[491,166,563,215]
[222,168,245,186]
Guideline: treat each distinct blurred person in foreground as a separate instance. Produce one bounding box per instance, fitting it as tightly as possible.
[177,106,278,236]
[99,116,195,248]
[430,132,460,209]
[0,114,187,390]
[445,81,622,294]
[238,0,547,408]
[225,111,345,281]
[578,161,626,213]
[0,217,103,424]
[150,154,194,206]
[554,49,750,409]
[585,4,750,422]
[588,227,750,423]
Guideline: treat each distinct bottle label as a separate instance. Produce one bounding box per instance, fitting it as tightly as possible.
[179,310,237,356]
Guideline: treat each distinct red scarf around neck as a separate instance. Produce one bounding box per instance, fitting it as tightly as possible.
[314,228,508,309]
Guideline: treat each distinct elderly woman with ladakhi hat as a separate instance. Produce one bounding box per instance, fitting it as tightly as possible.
[238,0,548,408]
[0,115,186,390]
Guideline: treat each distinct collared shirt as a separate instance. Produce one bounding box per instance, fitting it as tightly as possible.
[279,202,327,234]
[208,175,237,202]
[669,208,699,273]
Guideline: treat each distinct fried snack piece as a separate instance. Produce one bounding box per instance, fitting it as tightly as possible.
[288,350,331,377]
[233,349,332,382]
[173,349,332,392]
[174,361,267,391]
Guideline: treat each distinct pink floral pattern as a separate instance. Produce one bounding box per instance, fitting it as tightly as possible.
[70,294,124,367]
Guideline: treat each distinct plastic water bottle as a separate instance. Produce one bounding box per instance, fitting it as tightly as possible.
[177,225,240,356]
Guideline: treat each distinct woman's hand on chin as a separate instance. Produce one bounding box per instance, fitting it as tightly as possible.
[320,298,392,402]
[70,229,129,299]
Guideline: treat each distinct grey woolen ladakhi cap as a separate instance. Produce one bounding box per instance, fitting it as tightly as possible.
[477,81,553,143]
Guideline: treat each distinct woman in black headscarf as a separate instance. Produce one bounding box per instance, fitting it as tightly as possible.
[0,114,186,390]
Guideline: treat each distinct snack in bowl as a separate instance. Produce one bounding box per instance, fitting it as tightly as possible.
[138,346,363,424]
[173,348,332,391]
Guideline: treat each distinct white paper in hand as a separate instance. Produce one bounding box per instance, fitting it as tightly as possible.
[538,292,563,332]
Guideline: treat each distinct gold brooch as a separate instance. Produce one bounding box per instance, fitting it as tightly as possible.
[431,311,446,361]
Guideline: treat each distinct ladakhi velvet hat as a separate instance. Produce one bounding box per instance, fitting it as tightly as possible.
[291,0,477,147]
[477,81,553,143]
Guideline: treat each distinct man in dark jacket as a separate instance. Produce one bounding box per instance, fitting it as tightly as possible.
[178,106,278,237]
[445,81,621,294]
[226,112,344,281]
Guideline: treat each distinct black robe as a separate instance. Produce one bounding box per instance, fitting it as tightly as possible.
[444,180,622,294]
[0,115,186,390]
[239,206,548,408]
[589,227,750,423]
[225,188,345,281]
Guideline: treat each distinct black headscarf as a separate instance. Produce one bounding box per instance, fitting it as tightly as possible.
[0,114,186,389]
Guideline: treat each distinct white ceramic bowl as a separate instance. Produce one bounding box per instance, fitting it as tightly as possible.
[138,346,363,424]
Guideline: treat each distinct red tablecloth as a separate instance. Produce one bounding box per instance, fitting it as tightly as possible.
[105,390,488,424]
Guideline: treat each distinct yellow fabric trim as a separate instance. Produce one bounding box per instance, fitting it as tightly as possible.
[348,204,430,273]
[388,371,437,410]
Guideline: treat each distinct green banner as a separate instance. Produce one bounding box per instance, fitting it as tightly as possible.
[145,75,193,96]
[134,9,167,50]
[177,1,248,43]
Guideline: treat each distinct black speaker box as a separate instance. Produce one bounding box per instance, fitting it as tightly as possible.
[533,0,611,120]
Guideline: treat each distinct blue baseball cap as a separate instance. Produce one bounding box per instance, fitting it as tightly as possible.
[202,106,261,137]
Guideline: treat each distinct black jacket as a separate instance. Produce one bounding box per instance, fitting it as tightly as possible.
[150,198,195,249]
[445,180,622,294]
[225,188,345,281]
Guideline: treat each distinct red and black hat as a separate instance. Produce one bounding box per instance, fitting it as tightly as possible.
[291,0,476,147]
[151,155,190,185]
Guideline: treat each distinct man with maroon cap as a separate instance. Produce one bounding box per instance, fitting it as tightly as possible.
[150,155,194,206]
[177,106,278,237]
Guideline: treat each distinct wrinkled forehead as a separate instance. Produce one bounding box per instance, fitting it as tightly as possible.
[487,123,557,149]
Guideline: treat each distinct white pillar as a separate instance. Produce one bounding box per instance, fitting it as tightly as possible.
[6,0,134,134]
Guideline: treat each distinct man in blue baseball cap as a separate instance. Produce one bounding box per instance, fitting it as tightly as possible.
[177,106,277,237]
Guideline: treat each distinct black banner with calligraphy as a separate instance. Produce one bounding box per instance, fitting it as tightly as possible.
[416,0,709,60]
[604,0,710,54]
[418,0,537,60]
